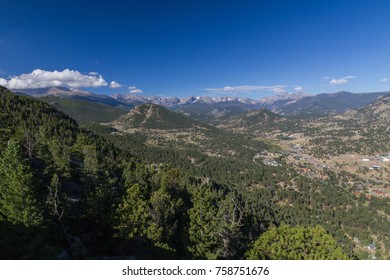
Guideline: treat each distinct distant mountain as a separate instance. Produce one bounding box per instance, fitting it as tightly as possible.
[18,87,132,109]
[176,100,261,125]
[259,93,311,111]
[111,93,149,106]
[277,91,388,116]
[62,93,131,108]
[110,92,318,123]
[110,91,390,119]
[17,87,390,124]
[111,94,262,124]
[14,87,132,124]
[17,86,91,96]
[111,93,309,107]
[110,93,266,108]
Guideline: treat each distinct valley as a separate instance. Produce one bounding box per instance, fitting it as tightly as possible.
[1,85,390,260]
[215,93,390,201]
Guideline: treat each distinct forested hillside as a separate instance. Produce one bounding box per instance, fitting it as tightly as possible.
[1,86,390,260]
[39,96,128,124]
[218,108,288,134]
[303,94,390,157]
[104,103,281,186]
[220,94,390,156]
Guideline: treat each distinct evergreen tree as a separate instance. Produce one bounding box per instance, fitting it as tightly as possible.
[0,140,43,226]
[215,191,246,259]
[247,224,349,260]
[188,185,224,259]
[148,186,184,251]
[115,183,150,252]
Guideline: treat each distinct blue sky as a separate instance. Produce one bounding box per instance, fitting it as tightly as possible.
[1,0,390,98]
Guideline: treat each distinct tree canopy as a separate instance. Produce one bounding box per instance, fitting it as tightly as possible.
[247,224,349,260]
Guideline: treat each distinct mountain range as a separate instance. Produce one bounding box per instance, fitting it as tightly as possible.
[15,87,390,125]
[278,91,388,116]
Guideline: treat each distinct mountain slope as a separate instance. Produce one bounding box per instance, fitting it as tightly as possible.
[15,86,85,96]
[0,85,128,258]
[300,93,390,156]
[18,86,132,109]
[225,93,390,156]
[354,93,390,121]
[39,95,128,124]
[110,103,207,130]
[17,87,133,124]
[175,100,258,125]
[107,103,280,168]
[218,108,289,134]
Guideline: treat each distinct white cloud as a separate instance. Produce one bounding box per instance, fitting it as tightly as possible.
[0,78,7,86]
[110,81,123,89]
[205,85,287,94]
[381,78,388,82]
[329,75,356,85]
[128,85,143,94]
[294,86,303,91]
[322,76,333,80]
[330,78,349,85]
[88,72,100,76]
[130,88,143,94]
[0,69,108,89]
[271,87,286,94]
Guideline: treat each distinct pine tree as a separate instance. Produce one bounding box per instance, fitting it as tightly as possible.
[115,183,150,251]
[215,191,246,259]
[188,185,224,259]
[0,140,43,226]
[247,224,349,260]
[147,186,184,251]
